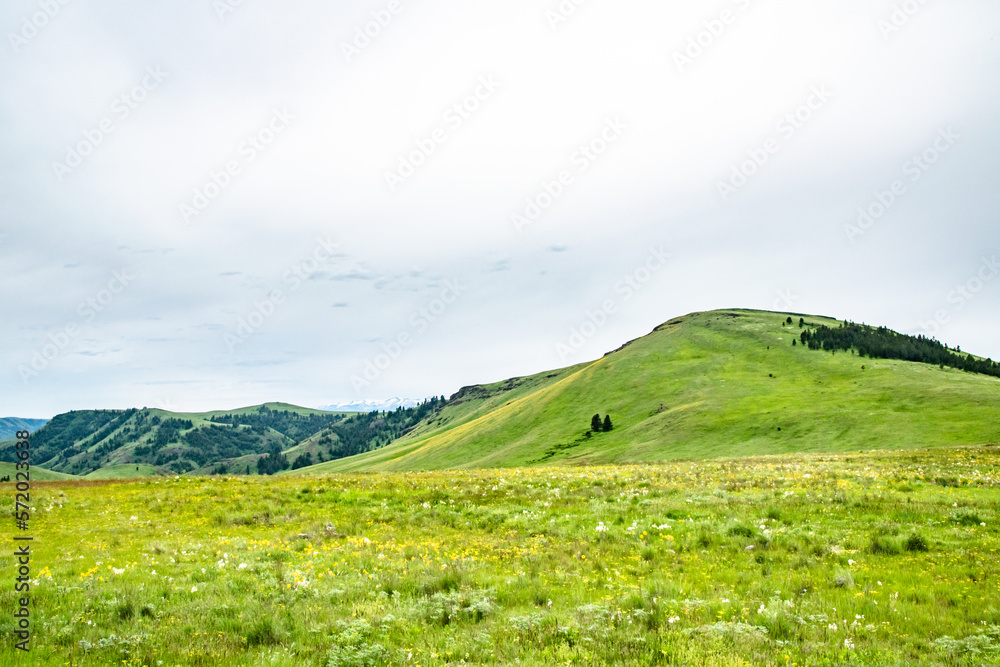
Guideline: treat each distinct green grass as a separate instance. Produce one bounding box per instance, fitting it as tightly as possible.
[2,446,998,665]
[0,462,78,481]
[84,464,160,480]
[307,309,1000,473]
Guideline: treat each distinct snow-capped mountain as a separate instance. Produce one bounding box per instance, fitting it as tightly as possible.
[318,398,425,413]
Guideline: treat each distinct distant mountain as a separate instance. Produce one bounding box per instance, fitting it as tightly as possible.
[318,398,426,413]
[0,403,344,477]
[0,417,49,440]
[0,400,448,478]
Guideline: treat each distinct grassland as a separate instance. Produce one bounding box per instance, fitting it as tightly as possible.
[305,310,1000,474]
[0,462,77,481]
[2,446,998,665]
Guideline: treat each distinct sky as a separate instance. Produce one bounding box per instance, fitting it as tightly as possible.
[1,0,998,418]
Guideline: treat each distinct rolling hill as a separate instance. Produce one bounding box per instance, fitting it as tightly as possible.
[0,417,49,440]
[0,403,353,477]
[301,309,1000,473]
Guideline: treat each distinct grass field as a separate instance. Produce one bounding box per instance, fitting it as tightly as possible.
[2,446,998,665]
[0,462,77,481]
[84,464,159,480]
[305,310,1000,474]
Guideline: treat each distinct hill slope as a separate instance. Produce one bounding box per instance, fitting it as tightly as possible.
[0,403,351,476]
[0,417,49,440]
[305,309,1000,472]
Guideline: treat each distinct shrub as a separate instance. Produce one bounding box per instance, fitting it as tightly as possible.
[246,616,280,647]
[904,533,930,552]
[952,511,984,526]
[868,535,900,555]
[833,570,854,588]
[728,525,754,539]
[325,620,388,667]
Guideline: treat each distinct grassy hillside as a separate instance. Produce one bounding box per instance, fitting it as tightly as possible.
[308,309,1000,472]
[0,404,351,477]
[84,464,161,480]
[0,462,78,481]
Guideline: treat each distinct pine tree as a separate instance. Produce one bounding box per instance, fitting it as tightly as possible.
[603,415,613,431]
[591,414,603,432]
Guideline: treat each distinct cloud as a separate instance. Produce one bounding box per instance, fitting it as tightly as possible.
[0,0,998,415]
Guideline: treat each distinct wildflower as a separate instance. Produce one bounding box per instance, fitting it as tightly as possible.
[844,638,854,649]
[828,623,837,631]
[745,545,755,551]
[191,586,198,593]
[668,616,680,624]
[238,563,248,570]
[595,522,608,533]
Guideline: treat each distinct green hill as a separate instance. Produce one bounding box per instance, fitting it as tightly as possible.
[0,403,353,477]
[0,462,78,481]
[304,309,1000,473]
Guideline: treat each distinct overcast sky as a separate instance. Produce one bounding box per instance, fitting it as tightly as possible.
[2,0,998,418]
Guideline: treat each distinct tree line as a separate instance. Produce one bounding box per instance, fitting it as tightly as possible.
[799,321,999,379]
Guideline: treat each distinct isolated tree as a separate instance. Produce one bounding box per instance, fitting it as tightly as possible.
[786,316,793,324]
[603,415,613,431]
[591,414,603,432]
[792,339,797,346]
[798,317,805,328]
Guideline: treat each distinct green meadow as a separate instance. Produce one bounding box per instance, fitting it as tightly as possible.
[2,446,998,666]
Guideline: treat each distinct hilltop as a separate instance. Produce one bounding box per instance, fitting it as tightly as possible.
[303,309,1000,473]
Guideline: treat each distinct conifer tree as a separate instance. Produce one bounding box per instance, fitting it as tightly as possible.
[603,415,613,431]
[591,414,603,432]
